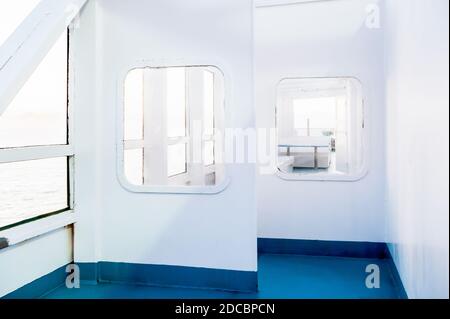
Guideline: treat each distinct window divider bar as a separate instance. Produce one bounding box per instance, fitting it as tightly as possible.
[167,137,189,145]
[123,139,145,150]
[186,68,206,186]
[143,68,168,184]
[203,135,214,141]
[0,144,74,164]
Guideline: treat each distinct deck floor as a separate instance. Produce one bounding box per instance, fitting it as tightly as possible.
[43,254,404,299]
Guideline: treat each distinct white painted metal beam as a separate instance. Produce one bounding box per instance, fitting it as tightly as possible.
[0,144,74,163]
[143,68,168,185]
[187,68,206,186]
[0,0,88,116]
[123,139,145,150]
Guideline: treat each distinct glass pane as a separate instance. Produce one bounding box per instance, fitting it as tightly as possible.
[167,144,186,177]
[124,69,144,140]
[120,65,225,188]
[276,77,366,178]
[204,141,214,166]
[203,70,214,136]
[0,157,68,229]
[0,32,68,148]
[124,148,143,185]
[293,97,337,137]
[166,68,186,138]
[0,0,40,47]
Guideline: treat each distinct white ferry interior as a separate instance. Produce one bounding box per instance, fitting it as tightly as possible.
[0,0,448,299]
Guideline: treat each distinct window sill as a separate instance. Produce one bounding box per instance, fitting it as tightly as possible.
[275,167,369,182]
[0,210,76,249]
[118,173,231,195]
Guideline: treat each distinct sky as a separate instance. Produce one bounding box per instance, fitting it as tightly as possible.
[293,97,338,130]
[0,0,67,148]
[0,0,68,227]
[0,0,41,48]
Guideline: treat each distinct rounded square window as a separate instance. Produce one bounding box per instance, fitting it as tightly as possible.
[276,77,368,181]
[120,65,227,192]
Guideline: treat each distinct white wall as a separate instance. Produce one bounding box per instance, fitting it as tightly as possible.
[0,0,84,298]
[255,0,387,242]
[0,227,72,297]
[73,0,257,272]
[71,0,102,268]
[384,0,449,299]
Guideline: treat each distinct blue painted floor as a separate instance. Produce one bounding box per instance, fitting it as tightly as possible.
[43,254,404,299]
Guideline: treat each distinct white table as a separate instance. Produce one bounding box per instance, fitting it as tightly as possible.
[278,137,332,169]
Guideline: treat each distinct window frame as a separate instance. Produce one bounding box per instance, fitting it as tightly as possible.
[0,30,74,232]
[0,0,86,246]
[166,67,189,179]
[275,76,369,182]
[203,69,216,169]
[117,63,230,195]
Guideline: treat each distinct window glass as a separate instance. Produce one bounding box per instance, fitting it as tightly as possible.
[293,97,337,137]
[167,67,186,138]
[124,149,143,185]
[276,78,365,179]
[124,69,144,140]
[122,66,225,188]
[167,144,186,177]
[204,141,214,166]
[0,32,68,148]
[0,0,40,48]
[0,157,68,230]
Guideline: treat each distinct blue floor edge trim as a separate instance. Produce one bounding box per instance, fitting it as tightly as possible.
[258,238,390,259]
[79,262,258,293]
[2,264,68,299]
[385,246,409,299]
[78,262,98,284]
[3,262,257,299]
[3,239,408,299]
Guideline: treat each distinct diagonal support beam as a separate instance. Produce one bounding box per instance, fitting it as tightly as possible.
[0,0,88,117]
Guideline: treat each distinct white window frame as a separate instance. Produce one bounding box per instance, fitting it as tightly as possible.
[275,77,369,182]
[255,0,333,8]
[117,63,229,194]
[0,0,87,244]
[203,69,216,171]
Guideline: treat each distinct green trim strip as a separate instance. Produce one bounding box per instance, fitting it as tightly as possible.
[0,208,70,232]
